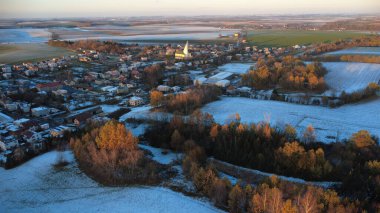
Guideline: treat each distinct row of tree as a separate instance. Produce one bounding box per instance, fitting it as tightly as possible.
[301,36,380,57]
[338,83,380,105]
[340,55,380,64]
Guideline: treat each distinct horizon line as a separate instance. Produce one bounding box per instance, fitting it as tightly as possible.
[1,13,380,20]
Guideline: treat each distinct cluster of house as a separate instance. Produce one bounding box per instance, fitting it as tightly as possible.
[0,38,307,165]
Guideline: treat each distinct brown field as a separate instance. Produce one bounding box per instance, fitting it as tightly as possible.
[0,43,72,64]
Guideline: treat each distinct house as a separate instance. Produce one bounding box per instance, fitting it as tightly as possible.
[18,103,31,113]
[23,131,42,144]
[157,85,171,92]
[31,107,50,117]
[50,126,72,138]
[172,86,181,92]
[251,90,274,100]
[1,136,18,151]
[117,86,129,94]
[129,96,144,106]
[194,77,207,86]
[73,112,92,127]
[215,80,230,88]
[36,82,62,92]
[19,120,40,131]
[4,103,18,111]
[101,86,118,95]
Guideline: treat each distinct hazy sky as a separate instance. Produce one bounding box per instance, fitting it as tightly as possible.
[1,0,380,18]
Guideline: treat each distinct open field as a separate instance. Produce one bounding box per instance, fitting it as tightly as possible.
[202,97,380,143]
[323,47,380,56]
[247,30,364,47]
[321,62,380,94]
[0,43,72,64]
[0,151,222,213]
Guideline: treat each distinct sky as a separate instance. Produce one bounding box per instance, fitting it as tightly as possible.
[1,0,380,18]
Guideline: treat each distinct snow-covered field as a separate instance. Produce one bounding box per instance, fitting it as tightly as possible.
[0,151,222,213]
[202,97,380,143]
[323,47,380,56]
[321,62,380,94]
[217,63,254,74]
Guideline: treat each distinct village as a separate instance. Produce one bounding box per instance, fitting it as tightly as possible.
[0,36,308,166]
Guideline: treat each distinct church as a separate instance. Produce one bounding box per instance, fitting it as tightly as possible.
[175,41,192,60]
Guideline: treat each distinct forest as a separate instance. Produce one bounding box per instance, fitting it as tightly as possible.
[242,56,327,92]
[70,120,167,185]
[142,111,380,211]
[150,85,222,114]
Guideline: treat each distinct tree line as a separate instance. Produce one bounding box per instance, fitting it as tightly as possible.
[48,40,125,54]
[301,36,380,58]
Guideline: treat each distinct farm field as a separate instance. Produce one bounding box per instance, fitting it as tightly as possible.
[246,30,363,47]
[321,62,380,94]
[0,43,72,64]
[0,151,222,213]
[202,97,380,143]
[323,47,380,56]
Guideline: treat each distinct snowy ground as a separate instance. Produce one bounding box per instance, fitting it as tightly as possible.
[321,62,380,94]
[202,97,380,143]
[217,63,254,74]
[0,151,223,213]
[100,105,121,114]
[119,106,173,122]
[139,144,179,165]
[125,122,150,137]
[323,47,380,56]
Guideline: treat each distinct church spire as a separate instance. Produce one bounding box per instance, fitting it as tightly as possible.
[183,41,189,55]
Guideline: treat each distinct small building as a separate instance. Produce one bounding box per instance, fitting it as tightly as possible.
[129,96,144,107]
[23,131,43,144]
[31,107,50,117]
[157,85,171,92]
[215,80,230,88]
[50,126,72,138]
[73,112,92,127]
[36,82,62,92]
[194,77,207,86]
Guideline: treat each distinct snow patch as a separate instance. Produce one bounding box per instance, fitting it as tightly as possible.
[139,144,179,165]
